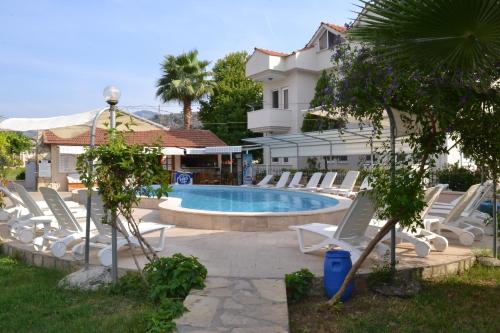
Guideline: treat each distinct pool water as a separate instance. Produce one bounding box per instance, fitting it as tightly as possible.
[164,185,339,213]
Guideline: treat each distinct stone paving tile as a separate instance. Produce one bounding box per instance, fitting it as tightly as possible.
[175,277,289,333]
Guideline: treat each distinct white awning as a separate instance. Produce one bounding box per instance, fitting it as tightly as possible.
[59,145,86,155]
[0,108,169,137]
[185,148,207,155]
[161,147,185,155]
[205,146,242,154]
[0,110,100,132]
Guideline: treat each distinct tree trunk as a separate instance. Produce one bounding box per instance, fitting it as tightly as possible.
[328,217,399,304]
[183,98,192,129]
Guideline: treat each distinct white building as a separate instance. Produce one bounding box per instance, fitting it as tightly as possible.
[245,22,368,169]
[245,22,473,172]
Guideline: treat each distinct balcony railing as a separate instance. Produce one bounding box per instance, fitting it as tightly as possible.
[247,108,291,133]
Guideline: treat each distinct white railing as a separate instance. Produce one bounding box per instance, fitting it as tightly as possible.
[247,108,291,133]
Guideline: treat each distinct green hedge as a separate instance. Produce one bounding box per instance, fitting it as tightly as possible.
[436,165,481,191]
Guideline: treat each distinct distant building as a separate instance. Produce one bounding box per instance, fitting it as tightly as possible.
[39,124,225,191]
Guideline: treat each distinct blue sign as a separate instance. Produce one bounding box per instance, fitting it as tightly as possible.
[174,171,193,185]
[242,153,253,185]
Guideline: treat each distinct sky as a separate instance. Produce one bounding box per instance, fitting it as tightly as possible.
[0,0,356,118]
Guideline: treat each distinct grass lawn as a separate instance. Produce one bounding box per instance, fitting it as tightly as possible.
[0,256,154,333]
[289,264,500,333]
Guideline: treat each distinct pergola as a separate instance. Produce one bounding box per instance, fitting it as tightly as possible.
[243,126,410,172]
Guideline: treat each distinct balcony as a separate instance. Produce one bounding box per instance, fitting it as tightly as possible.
[247,108,291,133]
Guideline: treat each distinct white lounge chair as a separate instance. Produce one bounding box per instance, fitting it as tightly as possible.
[71,190,175,266]
[11,182,81,212]
[430,182,492,221]
[9,183,84,242]
[0,185,27,223]
[290,190,390,264]
[256,175,274,187]
[262,171,290,189]
[368,186,449,257]
[359,177,371,191]
[425,184,485,245]
[292,172,322,191]
[287,172,304,189]
[322,170,360,197]
[31,187,87,257]
[315,172,337,191]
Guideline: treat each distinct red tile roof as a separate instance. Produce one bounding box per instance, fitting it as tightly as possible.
[42,128,226,147]
[254,47,289,57]
[293,44,315,53]
[254,22,346,58]
[322,22,347,33]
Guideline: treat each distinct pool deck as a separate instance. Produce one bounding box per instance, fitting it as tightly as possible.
[0,192,493,333]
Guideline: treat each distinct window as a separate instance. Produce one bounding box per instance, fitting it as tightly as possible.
[319,31,328,50]
[272,90,279,108]
[272,157,279,163]
[337,155,348,163]
[283,157,289,163]
[282,88,289,109]
[181,155,218,168]
[327,155,348,164]
[328,32,343,48]
[59,154,77,173]
[319,30,345,50]
[164,156,174,170]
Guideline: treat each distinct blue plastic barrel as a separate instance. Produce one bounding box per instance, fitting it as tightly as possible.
[324,250,354,302]
[479,200,500,216]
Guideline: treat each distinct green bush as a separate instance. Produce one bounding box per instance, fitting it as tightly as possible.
[436,164,481,191]
[110,272,149,300]
[112,253,207,333]
[146,298,186,333]
[285,268,315,303]
[15,170,25,180]
[144,253,207,302]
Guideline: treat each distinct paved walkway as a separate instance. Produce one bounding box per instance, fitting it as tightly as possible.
[176,277,288,333]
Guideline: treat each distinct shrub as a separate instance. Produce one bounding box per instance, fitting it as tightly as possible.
[144,253,207,302]
[110,272,149,300]
[285,268,315,302]
[15,170,25,180]
[436,164,481,191]
[112,253,207,333]
[147,298,186,333]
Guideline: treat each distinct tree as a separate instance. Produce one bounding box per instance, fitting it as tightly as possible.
[198,51,263,145]
[0,132,32,207]
[156,50,213,129]
[326,0,500,303]
[301,70,345,132]
[351,0,500,76]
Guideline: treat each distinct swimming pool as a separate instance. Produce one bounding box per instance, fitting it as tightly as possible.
[167,185,339,212]
[158,185,352,231]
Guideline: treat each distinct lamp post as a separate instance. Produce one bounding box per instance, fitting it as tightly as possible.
[103,85,120,282]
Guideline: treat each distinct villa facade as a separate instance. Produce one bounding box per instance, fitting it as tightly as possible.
[245,22,473,172]
[245,22,364,169]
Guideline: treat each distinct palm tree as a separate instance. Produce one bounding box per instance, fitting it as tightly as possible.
[156,50,213,129]
[350,0,500,75]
